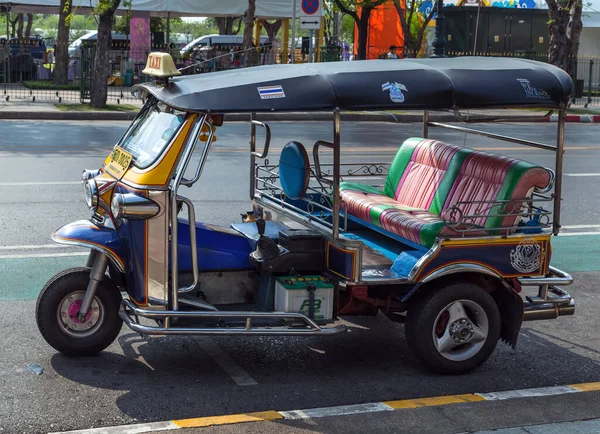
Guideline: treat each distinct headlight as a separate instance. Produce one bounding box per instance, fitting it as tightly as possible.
[81,169,99,183]
[111,193,159,220]
[84,179,99,211]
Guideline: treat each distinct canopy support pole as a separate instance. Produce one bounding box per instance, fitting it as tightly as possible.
[282,19,289,64]
[553,106,565,235]
[332,109,341,239]
[291,0,297,64]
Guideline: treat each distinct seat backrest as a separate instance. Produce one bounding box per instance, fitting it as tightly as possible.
[383,138,470,214]
[383,138,552,230]
[442,150,551,229]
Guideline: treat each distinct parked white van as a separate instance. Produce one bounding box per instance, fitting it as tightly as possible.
[180,34,270,56]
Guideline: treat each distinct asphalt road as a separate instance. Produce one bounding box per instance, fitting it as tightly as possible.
[0,120,600,434]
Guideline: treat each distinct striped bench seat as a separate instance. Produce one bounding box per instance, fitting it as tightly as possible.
[340,138,552,248]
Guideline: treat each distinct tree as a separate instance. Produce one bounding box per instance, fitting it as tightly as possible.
[393,0,434,57]
[54,0,72,85]
[546,0,583,77]
[215,17,243,35]
[91,0,122,108]
[242,0,257,67]
[334,0,388,60]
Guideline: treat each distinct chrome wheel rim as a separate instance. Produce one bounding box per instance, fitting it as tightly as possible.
[57,291,104,338]
[432,299,489,362]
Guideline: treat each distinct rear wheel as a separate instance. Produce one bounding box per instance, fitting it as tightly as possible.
[405,282,501,375]
[36,267,123,356]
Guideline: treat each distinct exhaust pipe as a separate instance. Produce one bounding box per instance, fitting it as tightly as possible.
[523,299,575,321]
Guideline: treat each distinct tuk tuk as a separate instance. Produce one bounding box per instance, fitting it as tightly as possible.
[35,52,575,375]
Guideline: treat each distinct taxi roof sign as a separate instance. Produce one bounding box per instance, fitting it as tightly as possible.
[142,52,181,79]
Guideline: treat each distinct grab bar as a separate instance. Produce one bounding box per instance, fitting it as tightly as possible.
[250,120,271,158]
[177,196,198,293]
[313,140,334,186]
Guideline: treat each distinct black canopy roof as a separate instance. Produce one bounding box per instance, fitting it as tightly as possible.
[133,57,572,113]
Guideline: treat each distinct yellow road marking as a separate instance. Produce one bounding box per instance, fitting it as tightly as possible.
[569,382,600,392]
[384,394,485,409]
[173,411,283,428]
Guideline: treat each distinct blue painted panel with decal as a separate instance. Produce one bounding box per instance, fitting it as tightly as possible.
[176,219,253,271]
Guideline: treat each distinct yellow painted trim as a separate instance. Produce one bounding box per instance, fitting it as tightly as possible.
[441,234,551,247]
[119,114,197,187]
[569,382,600,392]
[173,411,282,428]
[384,394,485,409]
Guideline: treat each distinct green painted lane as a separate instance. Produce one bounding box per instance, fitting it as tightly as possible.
[0,235,598,301]
[550,235,600,273]
[0,256,87,301]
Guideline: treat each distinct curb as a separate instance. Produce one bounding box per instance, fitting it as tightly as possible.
[0,111,138,121]
[545,114,600,123]
[48,382,600,433]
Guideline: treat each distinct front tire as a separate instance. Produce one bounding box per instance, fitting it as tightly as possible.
[405,281,501,375]
[36,267,123,356]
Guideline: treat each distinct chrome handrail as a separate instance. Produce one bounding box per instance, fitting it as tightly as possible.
[250,120,271,158]
[177,196,198,294]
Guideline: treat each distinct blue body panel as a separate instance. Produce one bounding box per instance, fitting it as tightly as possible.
[52,219,127,271]
[176,219,254,272]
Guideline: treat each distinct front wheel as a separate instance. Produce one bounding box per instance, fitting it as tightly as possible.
[405,281,501,375]
[36,267,123,356]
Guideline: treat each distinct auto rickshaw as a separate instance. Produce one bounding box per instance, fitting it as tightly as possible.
[36,52,575,374]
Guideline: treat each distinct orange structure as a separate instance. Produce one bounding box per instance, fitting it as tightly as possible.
[353,2,405,60]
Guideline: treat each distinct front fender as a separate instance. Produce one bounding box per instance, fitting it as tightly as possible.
[52,220,126,272]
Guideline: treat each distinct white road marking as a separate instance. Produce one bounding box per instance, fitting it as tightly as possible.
[0,244,72,250]
[49,421,179,434]
[559,231,600,237]
[562,224,600,229]
[279,402,394,420]
[0,252,88,259]
[565,173,600,177]
[0,181,80,186]
[476,385,579,401]
[193,336,258,386]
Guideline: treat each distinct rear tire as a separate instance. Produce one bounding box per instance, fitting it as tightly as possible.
[36,267,123,356]
[405,281,501,375]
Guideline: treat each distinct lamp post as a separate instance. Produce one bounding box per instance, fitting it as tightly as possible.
[430,0,446,57]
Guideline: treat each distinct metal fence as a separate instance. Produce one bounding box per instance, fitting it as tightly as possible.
[0,38,598,107]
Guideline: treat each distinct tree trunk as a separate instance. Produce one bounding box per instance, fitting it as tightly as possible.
[547,2,570,70]
[54,0,71,85]
[546,0,582,77]
[9,15,18,38]
[24,13,32,39]
[242,0,257,67]
[16,14,23,41]
[356,8,371,60]
[566,0,583,77]
[91,0,121,108]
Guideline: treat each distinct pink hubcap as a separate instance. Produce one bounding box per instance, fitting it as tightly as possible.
[68,300,92,324]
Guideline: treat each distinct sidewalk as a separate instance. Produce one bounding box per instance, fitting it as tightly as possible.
[0,99,598,122]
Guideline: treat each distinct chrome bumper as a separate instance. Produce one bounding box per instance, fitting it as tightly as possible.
[119,299,347,336]
[518,266,575,321]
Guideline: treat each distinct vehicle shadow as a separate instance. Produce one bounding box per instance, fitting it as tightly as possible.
[50,314,600,424]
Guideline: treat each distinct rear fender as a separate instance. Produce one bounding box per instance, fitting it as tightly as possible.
[52,220,127,273]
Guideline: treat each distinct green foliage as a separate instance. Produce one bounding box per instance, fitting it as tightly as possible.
[23,80,80,90]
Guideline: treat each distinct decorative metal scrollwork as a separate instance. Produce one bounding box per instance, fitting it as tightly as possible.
[346,164,388,176]
[442,198,552,235]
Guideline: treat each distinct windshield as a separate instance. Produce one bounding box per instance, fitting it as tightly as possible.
[118,100,185,169]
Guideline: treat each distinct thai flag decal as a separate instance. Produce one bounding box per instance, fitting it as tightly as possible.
[257,85,286,100]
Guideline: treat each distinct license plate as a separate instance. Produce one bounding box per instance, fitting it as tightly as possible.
[105,148,133,179]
